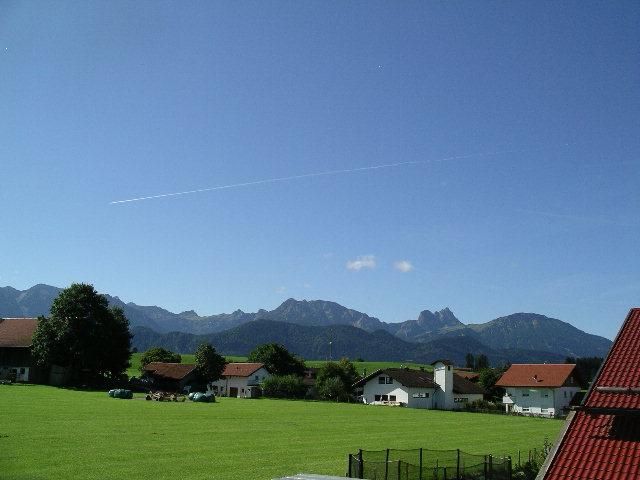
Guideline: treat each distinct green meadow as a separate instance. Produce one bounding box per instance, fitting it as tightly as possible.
[1,384,563,480]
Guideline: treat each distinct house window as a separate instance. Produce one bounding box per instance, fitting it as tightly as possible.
[378,376,386,384]
[454,397,468,403]
[411,392,429,398]
[522,392,530,397]
[564,391,567,398]
[386,377,393,384]
[255,375,259,380]
[19,368,25,374]
[375,395,381,401]
[389,395,396,402]
[522,407,530,412]
[381,395,388,401]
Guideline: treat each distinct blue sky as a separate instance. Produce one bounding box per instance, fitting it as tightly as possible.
[1,2,638,340]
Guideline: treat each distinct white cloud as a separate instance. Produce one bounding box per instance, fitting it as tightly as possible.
[394,260,414,273]
[346,255,376,271]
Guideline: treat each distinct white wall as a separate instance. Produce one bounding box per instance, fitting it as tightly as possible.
[433,363,454,410]
[208,367,270,397]
[504,386,580,417]
[361,374,436,409]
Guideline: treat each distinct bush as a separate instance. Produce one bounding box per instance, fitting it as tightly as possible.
[262,375,307,399]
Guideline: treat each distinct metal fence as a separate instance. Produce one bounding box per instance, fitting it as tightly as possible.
[347,448,512,480]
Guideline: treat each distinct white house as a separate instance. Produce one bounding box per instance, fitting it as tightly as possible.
[354,361,485,410]
[208,362,270,398]
[495,364,581,417]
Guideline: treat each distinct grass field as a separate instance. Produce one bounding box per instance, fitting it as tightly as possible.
[127,352,432,378]
[1,384,563,480]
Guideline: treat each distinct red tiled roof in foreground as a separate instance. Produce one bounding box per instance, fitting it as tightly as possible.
[222,363,265,377]
[542,308,640,480]
[0,318,39,347]
[495,364,577,388]
[143,362,196,381]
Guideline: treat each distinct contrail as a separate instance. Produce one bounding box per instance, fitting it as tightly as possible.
[110,150,508,204]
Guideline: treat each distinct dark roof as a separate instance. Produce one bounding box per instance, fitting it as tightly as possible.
[542,308,640,480]
[495,364,577,388]
[452,374,486,395]
[454,369,480,382]
[354,368,486,395]
[0,318,39,347]
[143,362,196,381]
[222,363,265,377]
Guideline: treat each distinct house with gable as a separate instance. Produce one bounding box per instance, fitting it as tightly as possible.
[537,308,640,480]
[142,362,197,392]
[208,362,270,398]
[496,364,581,417]
[0,317,43,383]
[354,360,485,410]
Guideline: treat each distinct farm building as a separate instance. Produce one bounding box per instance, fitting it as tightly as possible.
[0,317,43,383]
[495,364,581,417]
[539,308,640,480]
[208,362,270,398]
[142,362,197,392]
[354,361,485,410]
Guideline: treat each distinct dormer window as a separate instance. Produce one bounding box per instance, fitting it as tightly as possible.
[378,376,393,384]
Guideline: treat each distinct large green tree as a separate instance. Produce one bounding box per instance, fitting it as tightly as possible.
[316,358,359,401]
[139,347,182,372]
[31,283,132,382]
[194,343,226,383]
[247,343,305,377]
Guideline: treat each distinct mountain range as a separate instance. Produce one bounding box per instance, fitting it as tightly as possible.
[0,284,612,364]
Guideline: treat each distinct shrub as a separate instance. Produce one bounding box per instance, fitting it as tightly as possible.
[262,375,307,399]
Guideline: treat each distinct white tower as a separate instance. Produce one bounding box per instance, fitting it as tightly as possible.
[433,360,454,410]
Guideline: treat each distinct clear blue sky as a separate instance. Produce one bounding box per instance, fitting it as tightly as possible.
[2,2,638,340]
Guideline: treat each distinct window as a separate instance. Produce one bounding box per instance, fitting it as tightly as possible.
[564,391,567,398]
[522,391,530,397]
[374,395,381,401]
[389,395,396,401]
[255,375,259,380]
[381,395,388,401]
[522,407,530,412]
[386,377,393,384]
[19,368,25,374]
[412,392,429,398]
[454,397,468,403]
[378,376,386,384]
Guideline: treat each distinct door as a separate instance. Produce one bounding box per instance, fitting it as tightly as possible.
[229,387,238,397]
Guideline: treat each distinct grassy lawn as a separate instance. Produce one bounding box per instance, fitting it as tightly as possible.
[1,384,563,480]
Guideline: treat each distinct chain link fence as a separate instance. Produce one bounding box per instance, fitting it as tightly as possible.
[347,448,511,480]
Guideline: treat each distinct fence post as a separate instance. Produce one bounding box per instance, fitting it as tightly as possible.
[484,455,488,480]
[397,460,401,480]
[507,456,512,480]
[443,466,447,480]
[348,454,352,478]
[358,449,364,479]
[489,455,493,480]
[419,448,423,480]
[385,449,390,480]
[456,449,460,480]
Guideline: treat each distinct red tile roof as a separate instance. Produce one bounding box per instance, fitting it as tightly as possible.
[143,362,196,380]
[222,363,265,377]
[542,308,640,480]
[495,364,577,388]
[0,318,39,347]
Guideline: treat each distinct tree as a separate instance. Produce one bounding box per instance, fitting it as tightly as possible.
[247,343,306,377]
[478,367,506,401]
[139,347,182,372]
[194,343,226,383]
[465,353,475,369]
[476,354,490,370]
[262,374,307,399]
[31,283,132,383]
[316,358,359,402]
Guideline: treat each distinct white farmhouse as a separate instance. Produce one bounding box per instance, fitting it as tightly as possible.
[208,362,270,398]
[355,361,485,410]
[496,364,581,417]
